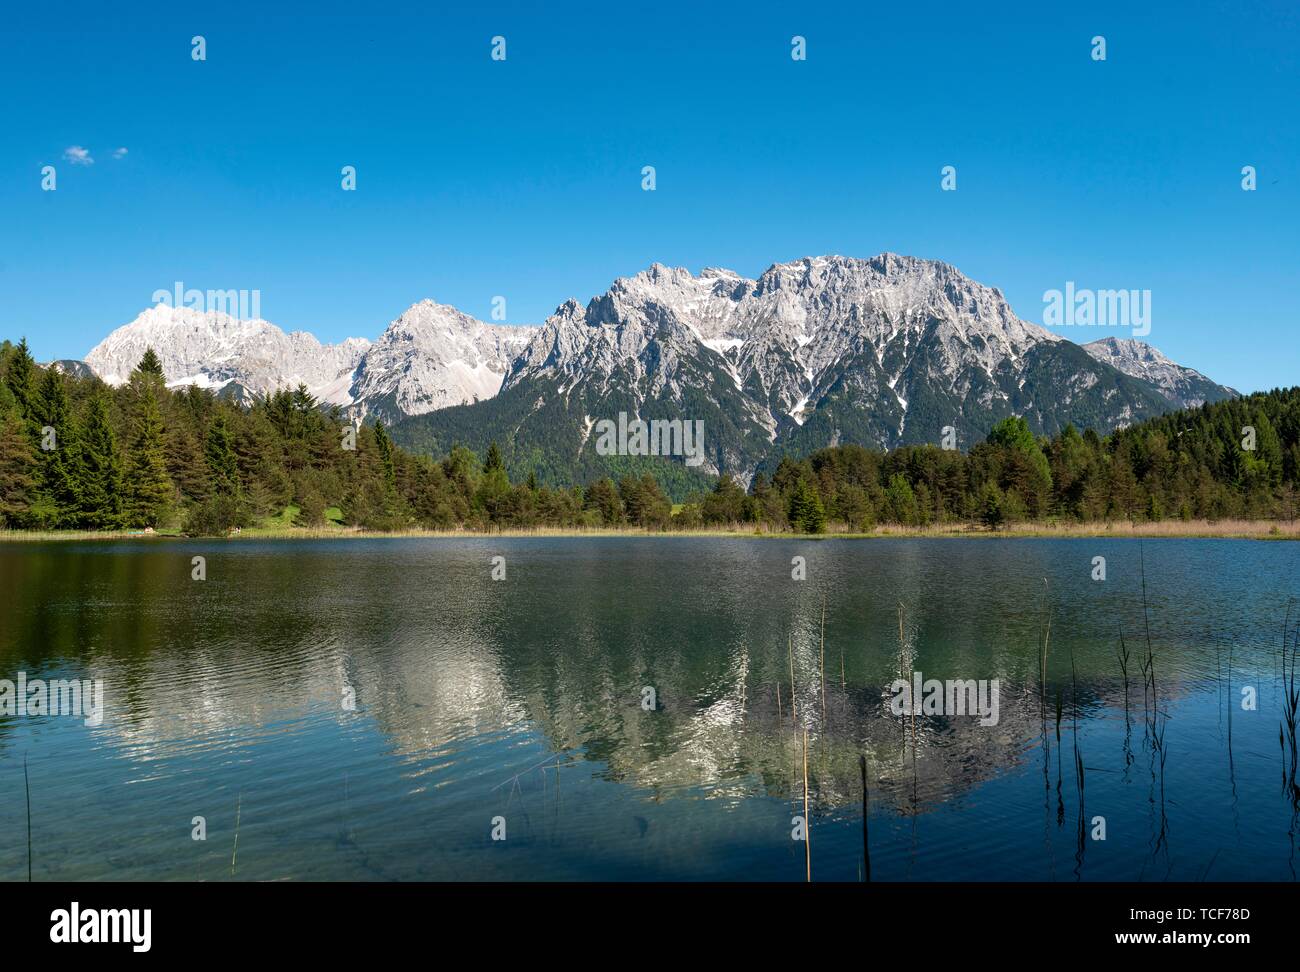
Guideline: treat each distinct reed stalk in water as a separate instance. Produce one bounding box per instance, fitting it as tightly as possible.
[802,726,811,882]
[860,754,871,882]
[24,755,32,883]
[1039,579,1052,726]
[898,601,916,759]
[788,634,797,722]
[819,598,827,720]
[231,791,242,877]
[1070,649,1085,805]
[1281,610,1300,796]
[1116,625,1131,718]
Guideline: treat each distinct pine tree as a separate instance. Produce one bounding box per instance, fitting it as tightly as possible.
[374,421,396,488]
[788,477,827,533]
[0,407,36,527]
[165,422,210,502]
[32,366,81,525]
[4,338,36,425]
[801,483,827,533]
[137,347,165,377]
[787,477,809,529]
[77,395,125,529]
[583,477,623,525]
[291,383,318,416]
[484,441,504,473]
[204,413,241,494]
[885,473,918,525]
[124,387,174,528]
[979,481,1006,529]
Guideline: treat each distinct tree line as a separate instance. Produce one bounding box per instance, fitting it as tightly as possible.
[2,338,1296,534]
[729,390,1298,532]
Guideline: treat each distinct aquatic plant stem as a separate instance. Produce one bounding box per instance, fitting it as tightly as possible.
[820,597,827,721]
[802,725,811,883]
[231,791,242,878]
[24,754,32,883]
[860,754,871,883]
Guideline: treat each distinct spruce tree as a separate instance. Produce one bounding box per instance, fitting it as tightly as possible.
[374,421,396,488]
[32,366,81,525]
[801,484,827,533]
[204,413,240,494]
[137,347,165,377]
[77,394,125,529]
[0,406,36,527]
[166,422,210,502]
[4,338,36,425]
[787,477,826,533]
[979,481,1006,529]
[124,386,174,527]
[484,441,504,473]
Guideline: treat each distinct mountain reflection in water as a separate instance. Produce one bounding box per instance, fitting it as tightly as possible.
[0,537,1296,881]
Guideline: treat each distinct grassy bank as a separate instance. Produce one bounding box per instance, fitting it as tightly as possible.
[2,517,1298,543]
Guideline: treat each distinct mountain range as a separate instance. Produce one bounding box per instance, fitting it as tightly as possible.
[79,253,1236,484]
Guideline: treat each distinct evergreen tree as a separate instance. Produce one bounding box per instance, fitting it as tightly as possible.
[978,481,1005,529]
[32,366,81,525]
[4,338,36,425]
[124,387,175,527]
[474,463,511,523]
[0,407,36,527]
[702,473,750,523]
[204,413,241,495]
[619,474,671,528]
[291,383,318,416]
[787,477,812,529]
[802,486,826,533]
[988,415,1052,503]
[1251,410,1284,487]
[788,477,826,533]
[885,473,918,525]
[374,421,396,488]
[77,395,125,529]
[166,423,210,502]
[583,477,623,525]
[137,347,165,377]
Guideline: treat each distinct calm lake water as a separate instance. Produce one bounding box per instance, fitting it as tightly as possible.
[1,536,1297,882]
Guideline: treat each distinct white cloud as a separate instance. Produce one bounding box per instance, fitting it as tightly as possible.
[62,145,94,166]
[112,147,128,159]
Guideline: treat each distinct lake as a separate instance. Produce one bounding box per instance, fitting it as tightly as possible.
[1,536,1297,881]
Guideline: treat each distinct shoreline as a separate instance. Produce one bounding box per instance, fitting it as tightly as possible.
[2,518,1297,543]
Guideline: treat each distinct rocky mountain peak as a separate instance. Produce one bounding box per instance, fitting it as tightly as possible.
[348,300,537,422]
[1083,337,1235,408]
[84,304,370,401]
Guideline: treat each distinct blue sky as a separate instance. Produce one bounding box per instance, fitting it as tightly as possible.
[2,0,1296,392]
